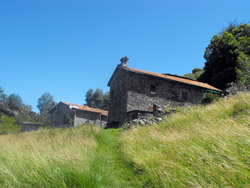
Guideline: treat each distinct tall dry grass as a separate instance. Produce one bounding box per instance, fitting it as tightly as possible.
[0,125,100,187]
[120,92,250,187]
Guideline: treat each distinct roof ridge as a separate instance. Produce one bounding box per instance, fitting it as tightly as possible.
[123,67,222,92]
[61,102,108,116]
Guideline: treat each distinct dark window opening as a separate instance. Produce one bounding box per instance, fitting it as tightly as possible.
[150,85,156,94]
[63,114,69,124]
[182,91,189,101]
[132,114,137,119]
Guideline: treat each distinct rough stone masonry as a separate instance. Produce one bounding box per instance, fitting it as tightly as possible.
[106,57,222,128]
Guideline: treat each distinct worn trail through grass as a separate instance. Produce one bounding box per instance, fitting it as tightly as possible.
[88,128,144,188]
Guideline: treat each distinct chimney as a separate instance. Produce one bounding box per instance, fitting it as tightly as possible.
[120,56,129,67]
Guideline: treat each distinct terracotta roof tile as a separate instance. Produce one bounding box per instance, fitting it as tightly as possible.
[62,102,108,116]
[124,67,222,92]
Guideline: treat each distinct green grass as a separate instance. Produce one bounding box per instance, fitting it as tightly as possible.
[85,128,145,187]
[0,113,20,134]
[120,92,250,187]
[0,125,144,188]
[1,93,250,187]
[0,125,100,187]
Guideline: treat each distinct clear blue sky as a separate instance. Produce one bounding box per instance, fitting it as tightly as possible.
[0,0,249,112]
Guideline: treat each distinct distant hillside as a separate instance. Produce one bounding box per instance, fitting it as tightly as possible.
[0,113,20,134]
[1,93,250,187]
[0,87,42,134]
[0,105,42,134]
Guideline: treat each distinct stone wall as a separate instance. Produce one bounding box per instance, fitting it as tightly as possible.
[126,110,153,121]
[50,103,107,128]
[107,68,128,127]
[107,67,208,127]
[126,71,205,112]
[50,103,72,128]
[74,110,106,128]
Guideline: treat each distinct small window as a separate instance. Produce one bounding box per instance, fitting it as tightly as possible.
[150,85,156,94]
[182,91,189,101]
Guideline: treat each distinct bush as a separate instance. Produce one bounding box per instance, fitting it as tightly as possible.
[200,92,219,104]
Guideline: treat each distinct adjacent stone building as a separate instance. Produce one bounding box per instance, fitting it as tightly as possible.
[106,57,222,128]
[21,122,42,132]
[49,102,108,128]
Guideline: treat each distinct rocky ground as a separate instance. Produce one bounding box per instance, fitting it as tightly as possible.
[224,82,250,95]
[123,110,176,129]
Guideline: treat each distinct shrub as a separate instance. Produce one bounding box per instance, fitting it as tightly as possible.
[200,92,219,104]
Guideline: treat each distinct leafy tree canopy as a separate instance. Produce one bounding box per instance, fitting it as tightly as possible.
[0,87,7,102]
[198,23,250,89]
[7,94,23,111]
[184,68,203,80]
[85,89,109,110]
[37,92,56,125]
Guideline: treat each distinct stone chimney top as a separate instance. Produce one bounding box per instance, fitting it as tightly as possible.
[120,56,129,67]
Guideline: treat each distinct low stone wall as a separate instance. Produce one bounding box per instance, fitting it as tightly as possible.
[126,110,153,121]
[94,120,107,128]
[21,122,42,132]
[123,109,176,129]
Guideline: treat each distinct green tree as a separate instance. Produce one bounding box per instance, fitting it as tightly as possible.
[37,92,56,125]
[93,89,104,108]
[184,68,203,80]
[102,91,109,110]
[198,23,250,89]
[23,104,32,111]
[236,52,250,85]
[85,89,109,110]
[7,94,23,111]
[85,89,95,107]
[0,87,7,103]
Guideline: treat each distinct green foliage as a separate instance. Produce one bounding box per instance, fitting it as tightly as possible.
[184,68,203,80]
[200,92,219,104]
[0,113,20,134]
[0,87,41,126]
[198,23,250,89]
[85,89,109,110]
[85,89,94,107]
[0,87,7,102]
[7,93,23,111]
[37,92,56,125]
[236,52,250,85]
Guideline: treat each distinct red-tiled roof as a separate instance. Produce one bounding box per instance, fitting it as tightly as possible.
[122,67,222,92]
[62,102,108,116]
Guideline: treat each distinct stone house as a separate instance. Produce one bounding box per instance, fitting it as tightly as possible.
[106,57,222,128]
[21,122,42,132]
[49,102,108,128]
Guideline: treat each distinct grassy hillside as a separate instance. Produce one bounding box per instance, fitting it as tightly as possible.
[1,93,250,187]
[120,92,250,187]
[0,125,144,188]
[0,113,20,134]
